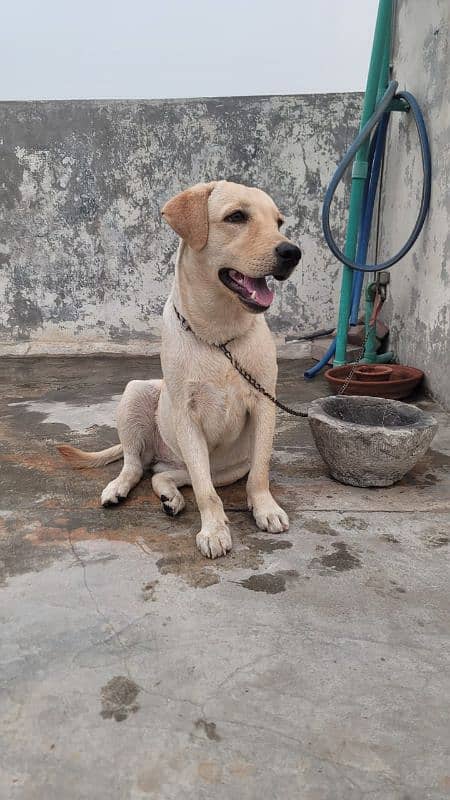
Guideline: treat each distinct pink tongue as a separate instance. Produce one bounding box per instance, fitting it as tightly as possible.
[242,275,274,307]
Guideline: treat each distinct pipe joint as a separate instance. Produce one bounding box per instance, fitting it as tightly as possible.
[351,161,369,180]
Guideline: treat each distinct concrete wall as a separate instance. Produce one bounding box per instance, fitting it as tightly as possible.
[380,0,449,408]
[0,94,361,355]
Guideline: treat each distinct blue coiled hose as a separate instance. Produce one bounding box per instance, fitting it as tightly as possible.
[304,82,432,379]
[350,113,389,323]
[322,87,432,272]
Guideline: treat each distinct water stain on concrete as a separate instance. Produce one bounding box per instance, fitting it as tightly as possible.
[1,383,297,589]
[2,356,448,600]
[388,579,407,599]
[0,516,64,586]
[365,576,407,600]
[340,516,369,531]
[229,759,256,779]
[142,580,159,601]
[197,760,222,784]
[400,449,450,487]
[136,766,162,794]
[194,718,221,741]
[156,554,220,588]
[380,534,400,544]
[309,541,361,574]
[245,536,293,555]
[100,676,140,722]
[426,534,449,548]
[155,531,292,588]
[303,519,338,536]
[238,569,299,594]
[4,502,295,590]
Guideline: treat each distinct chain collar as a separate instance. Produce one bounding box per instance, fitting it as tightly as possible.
[172,304,236,348]
[172,303,308,418]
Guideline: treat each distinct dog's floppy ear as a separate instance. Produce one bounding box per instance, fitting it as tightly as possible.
[161,182,217,251]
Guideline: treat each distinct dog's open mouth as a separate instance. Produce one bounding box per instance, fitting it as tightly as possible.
[219,269,275,312]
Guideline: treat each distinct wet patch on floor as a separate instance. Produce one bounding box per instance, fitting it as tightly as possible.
[142,580,159,601]
[0,515,67,586]
[154,528,293,588]
[380,533,400,544]
[424,531,449,548]
[2,354,449,597]
[238,569,298,594]
[2,396,118,454]
[302,519,338,536]
[309,541,361,574]
[156,553,221,588]
[1,501,294,589]
[197,760,222,784]
[7,395,122,433]
[0,459,64,508]
[0,355,161,402]
[193,719,221,741]
[100,676,140,722]
[0,430,123,511]
[339,516,369,531]
[399,449,450,487]
[365,576,408,600]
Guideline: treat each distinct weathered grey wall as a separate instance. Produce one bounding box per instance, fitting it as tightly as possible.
[0,94,361,355]
[380,0,449,408]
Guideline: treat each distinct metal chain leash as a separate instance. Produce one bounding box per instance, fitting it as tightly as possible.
[336,327,372,396]
[173,304,369,419]
[217,340,309,417]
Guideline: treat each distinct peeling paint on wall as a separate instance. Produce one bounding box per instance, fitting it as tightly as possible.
[0,94,361,354]
[380,0,449,409]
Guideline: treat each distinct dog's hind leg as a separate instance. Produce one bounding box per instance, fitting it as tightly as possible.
[151,461,249,518]
[101,380,162,507]
[151,469,189,517]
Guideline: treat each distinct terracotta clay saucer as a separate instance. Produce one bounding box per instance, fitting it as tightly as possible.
[353,364,393,382]
[325,364,424,400]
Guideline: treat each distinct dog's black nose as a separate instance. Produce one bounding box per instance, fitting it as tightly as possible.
[276,242,302,263]
[273,242,301,280]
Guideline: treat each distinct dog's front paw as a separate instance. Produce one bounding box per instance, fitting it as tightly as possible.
[101,478,130,506]
[249,493,289,534]
[196,523,232,559]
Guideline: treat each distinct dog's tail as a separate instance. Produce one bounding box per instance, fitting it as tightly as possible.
[56,443,123,469]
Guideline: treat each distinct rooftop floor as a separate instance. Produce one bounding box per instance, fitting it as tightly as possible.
[1,356,449,800]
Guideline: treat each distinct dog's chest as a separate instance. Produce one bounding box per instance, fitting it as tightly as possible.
[186,364,254,447]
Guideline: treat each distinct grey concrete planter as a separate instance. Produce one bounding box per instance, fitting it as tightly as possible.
[308,396,438,488]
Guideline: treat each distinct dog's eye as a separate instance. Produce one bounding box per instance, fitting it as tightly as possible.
[224,210,248,224]
[277,218,284,229]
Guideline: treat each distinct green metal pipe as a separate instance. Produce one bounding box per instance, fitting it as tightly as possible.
[363,282,380,362]
[333,0,393,366]
[362,5,393,363]
[376,18,392,102]
[364,324,383,362]
[362,281,394,365]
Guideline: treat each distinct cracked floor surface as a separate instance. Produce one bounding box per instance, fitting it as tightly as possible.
[1,356,449,800]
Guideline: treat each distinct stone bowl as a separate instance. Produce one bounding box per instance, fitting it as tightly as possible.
[308,395,437,487]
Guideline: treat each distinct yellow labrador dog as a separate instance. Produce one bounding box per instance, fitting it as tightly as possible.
[58,181,301,558]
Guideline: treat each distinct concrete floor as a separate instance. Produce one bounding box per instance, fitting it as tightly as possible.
[1,356,449,800]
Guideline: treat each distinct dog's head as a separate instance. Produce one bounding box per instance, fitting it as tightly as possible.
[162,180,301,313]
